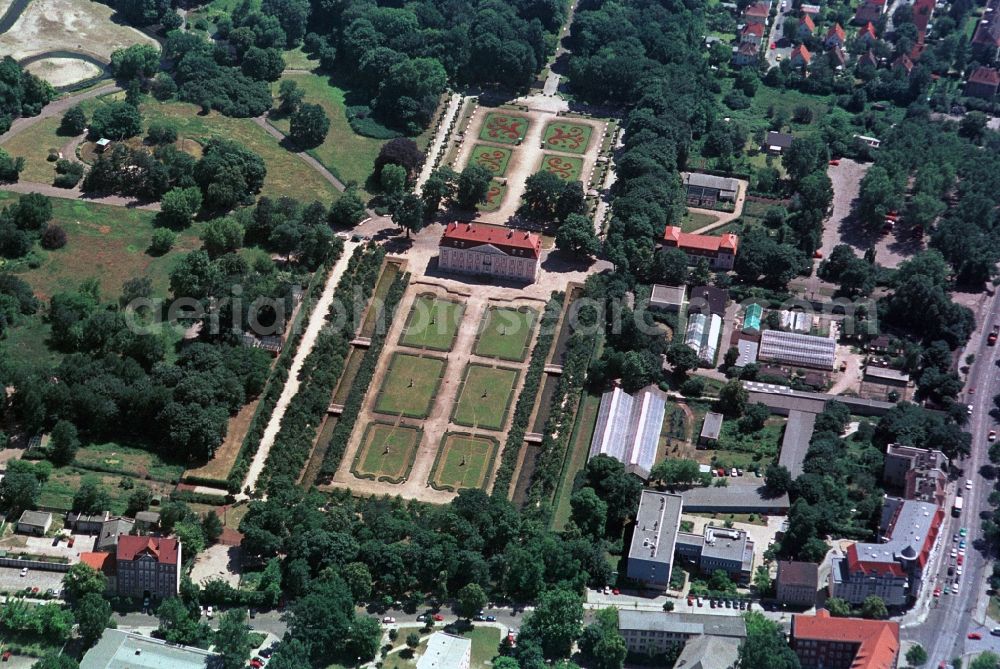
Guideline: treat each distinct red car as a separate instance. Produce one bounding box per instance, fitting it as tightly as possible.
[433,613,444,621]
[958,555,964,565]
[933,587,941,597]
[250,659,264,669]
[612,588,621,595]
[969,632,982,640]
[2,651,10,662]
[829,159,840,166]
[687,597,694,605]
[770,43,776,49]
[813,250,823,259]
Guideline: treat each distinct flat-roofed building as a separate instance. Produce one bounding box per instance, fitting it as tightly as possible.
[759,330,837,370]
[683,173,740,207]
[883,445,948,489]
[680,485,790,515]
[676,525,755,582]
[16,510,52,536]
[417,632,472,669]
[627,491,684,589]
[650,284,687,311]
[589,387,666,480]
[779,409,818,479]
[438,222,541,283]
[690,286,729,317]
[662,227,740,270]
[736,339,759,367]
[619,610,747,655]
[81,629,216,669]
[863,366,910,387]
[66,511,112,534]
[699,412,724,446]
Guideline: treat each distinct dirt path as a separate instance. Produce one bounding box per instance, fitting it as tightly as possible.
[239,240,359,497]
[0,178,161,209]
[415,92,463,194]
[689,181,749,234]
[253,115,348,193]
[0,83,120,145]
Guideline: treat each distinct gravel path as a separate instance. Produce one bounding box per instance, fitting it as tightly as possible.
[414,92,463,194]
[0,83,120,144]
[252,114,348,192]
[0,178,161,209]
[239,240,359,497]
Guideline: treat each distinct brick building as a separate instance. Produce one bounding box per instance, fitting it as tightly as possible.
[791,609,899,669]
[661,226,739,270]
[115,536,181,601]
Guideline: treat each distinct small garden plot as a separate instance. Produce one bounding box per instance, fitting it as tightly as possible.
[540,154,584,181]
[430,433,499,491]
[471,144,513,176]
[399,294,465,351]
[478,181,507,213]
[74,442,185,482]
[474,306,538,361]
[374,353,445,419]
[479,112,530,145]
[451,365,519,431]
[543,121,593,154]
[352,423,422,483]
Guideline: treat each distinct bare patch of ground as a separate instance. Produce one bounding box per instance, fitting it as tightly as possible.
[24,57,102,87]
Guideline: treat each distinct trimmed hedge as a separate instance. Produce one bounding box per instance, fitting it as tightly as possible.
[318,271,411,480]
[491,292,563,499]
[170,489,231,506]
[224,239,345,493]
[259,244,387,492]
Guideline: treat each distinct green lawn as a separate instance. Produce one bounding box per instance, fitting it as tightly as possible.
[140,99,341,204]
[0,116,65,183]
[715,418,783,458]
[470,144,513,176]
[353,423,421,482]
[478,181,507,213]
[431,433,498,491]
[479,112,530,145]
[383,626,501,669]
[269,72,386,190]
[73,442,185,482]
[551,392,601,531]
[374,354,445,419]
[39,468,175,513]
[451,365,518,431]
[540,154,583,181]
[543,121,593,154]
[474,306,538,361]
[399,295,465,351]
[680,210,721,232]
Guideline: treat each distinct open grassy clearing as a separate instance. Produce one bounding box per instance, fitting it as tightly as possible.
[140,99,340,204]
[374,353,445,419]
[451,365,518,431]
[399,295,465,351]
[431,433,497,491]
[543,121,593,154]
[474,306,537,361]
[0,116,65,183]
[540,154,583,181]
[551,392,601,530]
[269,72,386,191]
[680,210,721,232]
[353,423,421,482]
[74,442,185,482]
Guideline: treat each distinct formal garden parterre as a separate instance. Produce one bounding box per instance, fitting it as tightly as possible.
[429,432,499,492]
[471,144,514,176]
[478,112,531,145]
[399,294,465,351]
[542,121,593,154]
[451,364,519,431]
[477,181,508,213]
[540,154,584,182]
[474,306,539,362]
[374,353,446,419]
[351,422,422,483]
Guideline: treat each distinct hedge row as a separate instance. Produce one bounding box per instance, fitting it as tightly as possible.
[525,301,599,508]
[317,271,411,480]
[258,245,387,492]
[170,489,231,506]
[490,293,564,498]
[223,240,345,493]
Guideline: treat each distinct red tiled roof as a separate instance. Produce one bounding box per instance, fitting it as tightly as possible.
[970,66,1000,86]
[778,560,819,588]
[737,42,760,55]
[859,22,877,38]
[845,544,905,577]
[745,2,770,17]
[743,22,765,36]
[893,54,914,73]
[116,536,180,566]
[791,44,813,64]
[912,0,934,33]
[663,226,739,253]
[793,610,899,669]
[441,222,541,259]
[800,14,816,31]
[81,552,114,574]
[827,23,846,41]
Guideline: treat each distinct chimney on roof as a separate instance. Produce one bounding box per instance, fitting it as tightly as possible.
[507,229,513,238]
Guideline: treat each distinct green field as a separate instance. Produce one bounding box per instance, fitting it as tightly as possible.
[479,112,530,145]
[39,468,174,513]
[470,144,513,176]
[478,181,507,213]
[475,306,538,361]
[0,116,65,183]
[399,295,465,351]
[140,99,341,204]
[269,73,387,191]
[540,153,583,181]
[352,423,421,483]
[543,121,593,154]
[374,353,445,418]
[451,365,518,431]
[73,442,185,482]
[680,210,721,232]
[431,433,498,491]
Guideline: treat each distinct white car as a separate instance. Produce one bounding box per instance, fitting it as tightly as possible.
[957,566,964,576]
[19,567,28,577]
[966,479,973,490]
[382,616,396,624]
[951,549,958,558]
[989,430,997,442]
[968,404,974,415]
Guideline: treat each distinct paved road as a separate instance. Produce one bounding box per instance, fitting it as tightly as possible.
[765,5,792,69]
[115,609,288,638]
[904,287,1000,665]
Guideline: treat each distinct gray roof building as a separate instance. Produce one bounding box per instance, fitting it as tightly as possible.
[416,632,472,669]
[673,634,741,669]
[650,284,687,311]
[765,131,795,152]
[700,412,724,444]
[758,330,837,370]
[778,410,818,479]
[683,173,740,203]
[16,510,52,535]
[81,629,216,669]
[67,511,112,533]
[863,366,910,385]
[589,386,666,480]
[689,286,729,317]
[618,610,748,639]
[135,511,161,527]
[627,491,684,589]
[97,517,135,552]
[744,381,896,417]
[736,339,759,367]
[680,485,790,514]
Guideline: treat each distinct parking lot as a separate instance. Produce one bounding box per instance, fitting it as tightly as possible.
[0,565,66,594]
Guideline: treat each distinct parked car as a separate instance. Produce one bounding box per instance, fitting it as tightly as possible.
[991,628,1000,637]
[206,606,213,619]
[989,430,997,442]
[2,651,10,662]
[19,568,27,577]
[382,616,396,624]
[485,615,496,622]
[966,479,973,490]
[968,632,982,640]
[433,613,444,621]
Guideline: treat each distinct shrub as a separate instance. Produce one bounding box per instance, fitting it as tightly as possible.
[147,122,179,145]
[346,105,402,140]
[40,225,67,250]
[148,228,177,255]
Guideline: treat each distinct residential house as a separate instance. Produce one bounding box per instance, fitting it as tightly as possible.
[857,22,878,46]
[672,635,741,669]
[683,172,740,206]
[829,497,942,606]
[776,561,821,607]
[825,23,846,48]
[662,226,740,270]
[828,46,847,69]
[675,525,755,583]
[16,510,52,536]
[798,14,816,38]
[883,445,948,490]
[965,66,1000,99]
[971,0,1000,61]
[790,610,900,669]
[893,54,915,77]
[744,2,771,25]
[627,491,683,589]
[733,41,761,66]
[790,44,812,67]
[741,22,765,46]
[417,633,472,669]
[588,386,666,480]
[438,222,541,283]
[852,0,885,26]
[856,50,879,70]
[115,536,181,601]
[135,511,161,531]
[764,131,795,154]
